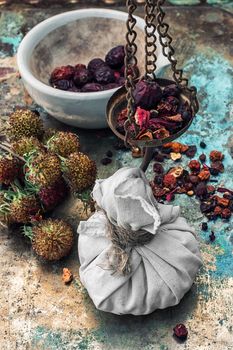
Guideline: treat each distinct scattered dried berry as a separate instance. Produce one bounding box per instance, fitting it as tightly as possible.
[214,206,222,216]
[209,167,219,176]
[173,324,188,341]
[185,145,197,158]
[101,157,112,165]
[195,182,207,198]
[189,175,199,184]
[211,161,224,173]
[215,196,229,207]
[200,141,206,149]
[201,222,208,231]
[209,231,215,242]
[199,153,206,162]
[207,185,215,194]
[210,150,224,162]
[106,150,113,158]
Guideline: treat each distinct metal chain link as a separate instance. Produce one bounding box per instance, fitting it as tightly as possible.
[156,0,188,87]
[144,0,157,79]
[124,0,138,141]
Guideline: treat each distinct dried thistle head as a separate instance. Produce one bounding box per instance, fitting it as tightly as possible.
[47,131,80,157]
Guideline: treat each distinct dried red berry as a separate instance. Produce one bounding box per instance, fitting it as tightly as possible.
[105,45,125,69]
[73,67,92,87]
[209,231,216,242]
[133,79,162,109]
[199,153,206,162]
[215,196,229,207]
[81,83,103,92]
[50,65,75,83]
[188,160,201,172]
[173,324,188,341]
[94,65,115,84]
[201,222,208,231]
[210,150,224,162]
[195,182,207,198]
[221,208,231,219]
[87,58,105,74]
[198,169,210,181]
[211,161,224,173]
[207,185,215,194]
[214,206,222,216]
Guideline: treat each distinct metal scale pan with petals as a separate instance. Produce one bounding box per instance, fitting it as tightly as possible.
[106,0,199,171]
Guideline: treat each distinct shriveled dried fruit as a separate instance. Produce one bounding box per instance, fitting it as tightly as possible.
[73,67,92,87]
[189,175,199,184]
[188,160,201,172]
[81,83,103,92]
[185,145,197,158]
[211,161,224,173]
[52,79,74,91]
[133,79,162,109]
[50,65,75,83]
[210,150,224,162]
[198,169,210,181]
[87,58,105,74]
[105,45,125,69]
[94,65,115,84]
[153,163,164,174]
[214,206,222,216]
[195,182,207,198]
[199,153,206,162]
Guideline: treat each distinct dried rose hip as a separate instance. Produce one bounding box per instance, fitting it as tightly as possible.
[52,79,74,91]
[87,58,105,74]
[214,206,222,216]
[188,160,201,172]
[210,150,224,162]
[199,153,206,162]
[81,83,103,92]
[173,324,188,341]
[162,84,180,97]
[94,65,115,84]
[195,182,207,198]
[50,65,75,83]
[211,161,224,173]
[105,45,125,69]
[163,174,177,188]
[198,169,210,181]
[133,79,162,109]
[185,145,197,158]
[73,67,92,87]
[153,163,164,174]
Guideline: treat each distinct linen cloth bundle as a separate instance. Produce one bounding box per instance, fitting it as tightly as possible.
[78,167,202,315]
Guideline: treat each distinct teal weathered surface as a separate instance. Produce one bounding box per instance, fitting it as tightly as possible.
[0,4,233,350]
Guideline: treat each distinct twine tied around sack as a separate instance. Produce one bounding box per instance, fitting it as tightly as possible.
[100,209,154,276]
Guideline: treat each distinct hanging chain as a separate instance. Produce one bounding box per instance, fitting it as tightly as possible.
[156,0,188,87]
[124,0,138,141]
[144,0,157,79]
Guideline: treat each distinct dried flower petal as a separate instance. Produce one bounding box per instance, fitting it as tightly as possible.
[166,114,183,122]
[163,174,177,188]
[198,169,210,181]
[134,107,150,129]
[153,128,170,139]
[170,152,182,161]
[168,166,183,178]
[137,130,153,140]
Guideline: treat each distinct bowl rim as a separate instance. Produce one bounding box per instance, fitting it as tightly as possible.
[17,8,148,101]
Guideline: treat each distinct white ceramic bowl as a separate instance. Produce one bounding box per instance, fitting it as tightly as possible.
[17,9,169,129]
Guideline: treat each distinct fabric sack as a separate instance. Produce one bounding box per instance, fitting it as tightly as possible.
[78,167,202,315]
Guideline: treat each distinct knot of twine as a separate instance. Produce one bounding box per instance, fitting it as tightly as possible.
[101,209,154,276]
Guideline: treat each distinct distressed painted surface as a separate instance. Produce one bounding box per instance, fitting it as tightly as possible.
[0,4,233,350]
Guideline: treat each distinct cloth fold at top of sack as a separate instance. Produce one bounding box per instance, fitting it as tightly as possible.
[78,167,202,315]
